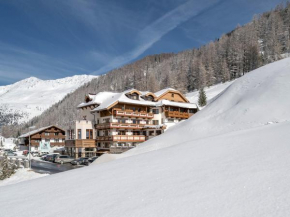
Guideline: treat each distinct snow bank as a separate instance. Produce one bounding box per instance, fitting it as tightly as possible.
[0,169,48,187]
[1,58,290,217]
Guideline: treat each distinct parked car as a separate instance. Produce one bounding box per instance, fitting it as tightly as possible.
[38,152,49,157]
[23,151,39,157]
[5,151,17,156]
[46,153,60,162]
[4,149,15,153]
[41,154,49,161]
[71,157,89,166]
[84,156,99,165]
[54,155,74,164]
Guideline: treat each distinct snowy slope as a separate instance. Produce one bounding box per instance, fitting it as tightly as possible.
[1,58,290,217]
[0,75,97,124]
[186,80,235,105]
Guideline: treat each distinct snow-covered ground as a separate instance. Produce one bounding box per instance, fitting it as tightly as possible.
[0,75,97,124]
[1,58,290,217]
[186,80,235,106]
[0,169,48,187]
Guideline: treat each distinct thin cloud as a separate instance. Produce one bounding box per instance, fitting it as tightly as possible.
[93,0,220,74]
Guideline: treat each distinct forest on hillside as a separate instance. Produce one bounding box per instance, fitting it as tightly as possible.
[2,3,290,137]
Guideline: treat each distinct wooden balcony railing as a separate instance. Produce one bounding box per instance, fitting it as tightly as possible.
[113,109,154,119]
[65,139,96,148]
[96,135,145,142]
[165,111,190,119]
[95,122,151,130]
[30,141,65,146]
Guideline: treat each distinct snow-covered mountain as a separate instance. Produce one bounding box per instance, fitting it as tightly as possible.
[1,59,290,216]
[0,75,97,125]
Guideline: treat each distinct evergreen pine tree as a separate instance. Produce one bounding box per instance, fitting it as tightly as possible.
[198,88,207,107]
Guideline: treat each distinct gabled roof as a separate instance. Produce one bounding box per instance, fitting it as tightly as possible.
[154,88,189,102]
[92,89,156,112]
[154,88,176,97]
[19,125,64,138]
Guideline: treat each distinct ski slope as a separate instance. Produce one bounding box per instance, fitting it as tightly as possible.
[0,75,97,124]
[1,58,290,217]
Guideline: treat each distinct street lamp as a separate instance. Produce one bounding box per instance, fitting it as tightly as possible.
[28,126,35,169]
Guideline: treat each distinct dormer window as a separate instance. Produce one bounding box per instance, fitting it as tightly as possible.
[131,93,139,100]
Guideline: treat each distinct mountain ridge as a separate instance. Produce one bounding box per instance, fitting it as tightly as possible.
[0,75,98,126]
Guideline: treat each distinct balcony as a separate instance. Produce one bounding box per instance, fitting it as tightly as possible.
[96,135,145,142]
[30,141,65,147]
[65,139,96,148]
[165,111,190,119]
[113,109,154,119]
[95,122,151,130]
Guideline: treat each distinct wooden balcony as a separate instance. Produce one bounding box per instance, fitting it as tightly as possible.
[96,135,145,142]
[30,141,64,147]
[165,111,190,119]
[31,134,65,139]
[65,139,96,148]
[113,109,154,119]
[95,122,151,130]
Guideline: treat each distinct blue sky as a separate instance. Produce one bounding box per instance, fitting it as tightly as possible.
[0,0,285,85]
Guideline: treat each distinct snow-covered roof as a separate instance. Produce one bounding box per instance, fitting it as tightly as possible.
[19,125,64,138]
[154,88,176,97]
[157,100,197,109]
[90,89,197,112]
[92,89,157,112]
[77,92,119,108]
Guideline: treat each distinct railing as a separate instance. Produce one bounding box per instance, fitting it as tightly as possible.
[165,111,190,119]
[30,141,64,146]
[65,139,96,148]
[96,135,145,142]
[113,109,154,119]
[95,122,151,130]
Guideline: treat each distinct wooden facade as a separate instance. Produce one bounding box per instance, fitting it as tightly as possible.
[20,126,65,147]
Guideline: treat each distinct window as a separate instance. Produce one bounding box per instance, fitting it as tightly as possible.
[54,132,59,136]
[104,118,110,123]
[168,119,174,122]
[78,129,82,139]
[189,109,195,113]
[171,93,174,98]
[118,131,126,135]
[118,119,126,123]
[45,132,49,136]
[152,109,159,114]
[86,129,93,139]
[45,139,50,143]
[67,129,75,139]
[149,131,155,136]
[55,139,59,143]
[156,130,162,135]
[132,119,137,124]
[153,120,159,125]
